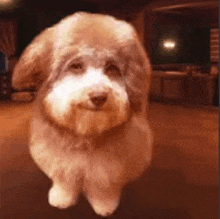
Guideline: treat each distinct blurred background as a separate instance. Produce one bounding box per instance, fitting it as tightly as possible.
[0,0,219,219]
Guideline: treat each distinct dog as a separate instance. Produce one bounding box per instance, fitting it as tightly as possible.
[12,12,153,217]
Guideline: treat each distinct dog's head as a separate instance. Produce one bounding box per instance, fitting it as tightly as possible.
[12,12,151,136]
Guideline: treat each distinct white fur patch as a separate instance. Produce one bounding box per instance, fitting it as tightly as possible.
[45,68,109,119]
[44,67,129,135]
[48,185,78,209]
[87,195,120,217]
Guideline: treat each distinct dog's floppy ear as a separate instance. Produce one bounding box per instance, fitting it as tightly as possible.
[12,27,54,91]
[123,33,152,115]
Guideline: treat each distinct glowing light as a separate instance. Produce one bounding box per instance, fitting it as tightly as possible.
[0,0,13,5]
[163,40,176,49]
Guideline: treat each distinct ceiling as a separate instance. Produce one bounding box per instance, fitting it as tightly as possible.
[0,0,152,18]
[150,1,219,27]
[0,0,218,25]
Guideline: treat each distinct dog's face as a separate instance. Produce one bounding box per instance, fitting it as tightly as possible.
[13,12,151,136]
[44,48,130,135]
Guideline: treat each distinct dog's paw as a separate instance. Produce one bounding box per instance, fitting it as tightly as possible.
[88,197,120,217]
[48,185,78,209]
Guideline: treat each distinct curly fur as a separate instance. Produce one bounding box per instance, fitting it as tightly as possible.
[12,12,153,217]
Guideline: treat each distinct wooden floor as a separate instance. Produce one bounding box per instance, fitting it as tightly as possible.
[0,101,218,219]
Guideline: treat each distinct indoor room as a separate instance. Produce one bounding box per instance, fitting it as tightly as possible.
[0,0,218,218]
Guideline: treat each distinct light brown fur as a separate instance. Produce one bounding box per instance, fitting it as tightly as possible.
[12,12,153,217]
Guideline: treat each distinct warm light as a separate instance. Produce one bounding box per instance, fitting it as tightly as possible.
[163,41,176,49]
[0,0,13,5]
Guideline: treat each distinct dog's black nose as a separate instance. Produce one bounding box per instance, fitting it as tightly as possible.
[89,91,108,107]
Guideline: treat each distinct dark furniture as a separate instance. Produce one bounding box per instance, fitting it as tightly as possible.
[150,71,218,106]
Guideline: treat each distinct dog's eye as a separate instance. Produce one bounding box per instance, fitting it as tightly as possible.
[69,63,84,72]
[105,63,121,77]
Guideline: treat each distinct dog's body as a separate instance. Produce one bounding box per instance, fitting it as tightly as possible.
[12,12,153,217]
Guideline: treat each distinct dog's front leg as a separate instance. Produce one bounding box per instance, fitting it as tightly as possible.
[48,179,81,209]
[85,184,121,217]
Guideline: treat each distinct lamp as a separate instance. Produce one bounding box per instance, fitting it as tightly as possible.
[163,40,176,49]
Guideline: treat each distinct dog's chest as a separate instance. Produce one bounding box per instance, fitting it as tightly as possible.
[30,140,89,178]
[30,134,125,186]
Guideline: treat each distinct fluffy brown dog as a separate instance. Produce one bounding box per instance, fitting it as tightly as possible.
[12,12,153,217]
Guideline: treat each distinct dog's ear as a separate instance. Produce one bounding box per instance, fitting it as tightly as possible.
[12,27,54,91]
[123,34,152,115]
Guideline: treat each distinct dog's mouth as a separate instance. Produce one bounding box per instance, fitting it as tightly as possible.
[77,103,106,112]
[82,106,103,111]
